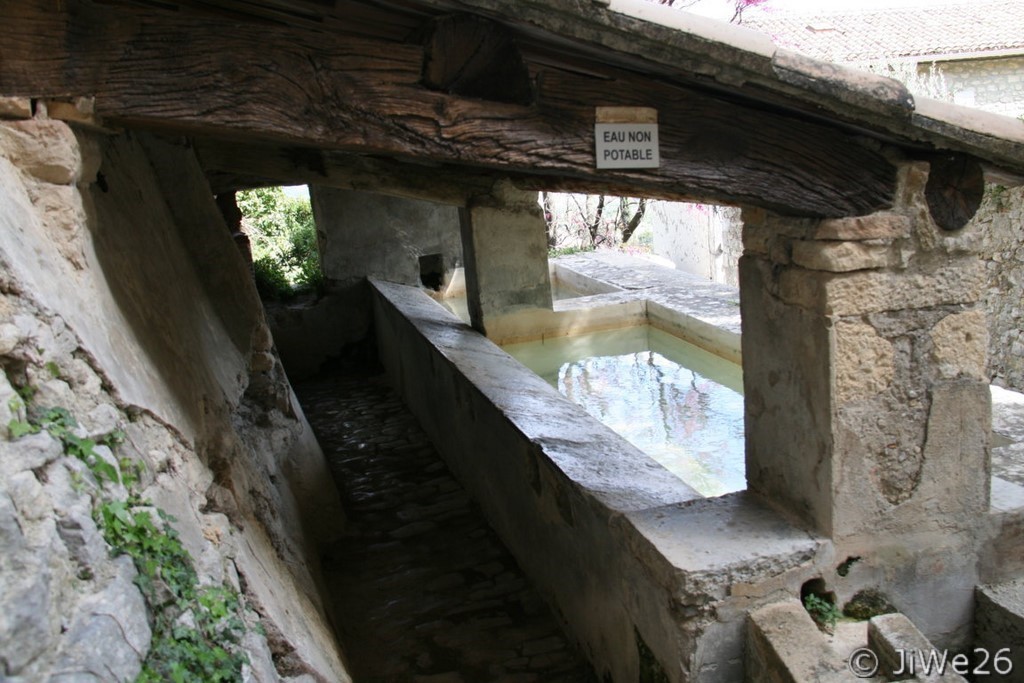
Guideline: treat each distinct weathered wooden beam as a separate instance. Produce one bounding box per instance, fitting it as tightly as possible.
[421,14,533,105]
[194,139,496,204]
[0,0,897,216]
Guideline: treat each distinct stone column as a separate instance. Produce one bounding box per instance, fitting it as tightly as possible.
[740,162,991,645]
[459,179,553,337]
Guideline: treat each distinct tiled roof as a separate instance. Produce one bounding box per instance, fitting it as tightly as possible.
[743,1,1024,63]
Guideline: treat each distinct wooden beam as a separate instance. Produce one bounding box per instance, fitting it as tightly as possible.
[925,153,984,232]
[194,139,496,204]
[421,14,534,106]
[0,0,898,216]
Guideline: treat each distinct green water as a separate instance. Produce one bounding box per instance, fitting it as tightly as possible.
[503,326,746,497]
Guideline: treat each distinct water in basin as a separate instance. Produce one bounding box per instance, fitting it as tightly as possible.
[503,325,745,497]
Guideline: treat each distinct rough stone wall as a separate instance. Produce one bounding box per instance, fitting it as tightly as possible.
[974,183,1024,391]
[930,56,1024,119]
[0,104,350,681]
[741,161,991,647]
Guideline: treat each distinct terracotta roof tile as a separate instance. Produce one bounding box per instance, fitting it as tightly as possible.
[744,1,1024,62]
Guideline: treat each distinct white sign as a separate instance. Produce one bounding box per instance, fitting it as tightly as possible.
[595,123,660,169]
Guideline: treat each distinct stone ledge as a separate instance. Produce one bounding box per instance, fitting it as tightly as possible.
[746,601,849,683]
[975,580,1024,682]
[868,613,967,682]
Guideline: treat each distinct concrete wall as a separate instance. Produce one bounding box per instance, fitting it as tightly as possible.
[268,186,461,380]
[312,186,462,287]
[0,109,349,681]
[650,202,743,287]
[372,279,826,683]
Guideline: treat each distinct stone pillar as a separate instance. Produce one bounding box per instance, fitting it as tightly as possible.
[740,162,991,645]
[459,179,553,336]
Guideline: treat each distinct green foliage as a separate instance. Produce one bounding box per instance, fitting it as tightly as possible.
[6,386,249,681]
[238,187,323,299]
[100,499,247,682]
[45,361,61,378]
[38,406,121,486]
[803,593,841,632]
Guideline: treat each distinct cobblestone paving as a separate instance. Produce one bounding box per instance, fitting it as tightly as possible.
[297,373,596,683]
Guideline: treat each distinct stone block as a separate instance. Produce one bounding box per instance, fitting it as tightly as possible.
[975,580,1024,682]
[930,310,988,380]
[791,240,900,273]
[0,97,32,120]
[834,319,895,404]
[868,612,966,681]
[746,602,848,682]
[0,120,84,184]
[777,260,985,315]
[55,556,151,682]
[813,213,912,241]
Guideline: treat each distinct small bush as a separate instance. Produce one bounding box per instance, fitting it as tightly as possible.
[238,187,323,299]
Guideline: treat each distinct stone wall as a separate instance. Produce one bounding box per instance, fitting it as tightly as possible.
[932,56,1024,119]
[974,183,1024,391]
[267,187,461,380]
[741,161,992,648]
[0,105,350,681]
[372,279,827,683]
[649,202,743,287]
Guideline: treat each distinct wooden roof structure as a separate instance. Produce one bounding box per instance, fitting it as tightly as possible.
[3,0,1024,220]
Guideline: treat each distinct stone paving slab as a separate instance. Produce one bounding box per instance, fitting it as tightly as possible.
[297,374,595,683]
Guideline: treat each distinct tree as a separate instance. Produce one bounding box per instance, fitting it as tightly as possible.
[542,193,648,252]
[237,187,323,299]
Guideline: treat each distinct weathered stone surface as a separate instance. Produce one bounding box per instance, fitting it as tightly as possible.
[778,260,985,315]
[975,182,1024,390]
[0,119,85,184]
[54,556,151,682]
[834,319,895,403]
[0,124,351,682]
[461,180,553,335]
[0,96,32,119]
[974,580,1024,682]
[869,612,967,682]
[0,431,63,477]
[791,239,900,272]
[813,213,912,241]
[57,501,109,575]
[930,310,989,380]
[746,602,848,683]
[0,491,53,676]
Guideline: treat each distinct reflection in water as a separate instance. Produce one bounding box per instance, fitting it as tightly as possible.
[504,326,745,497]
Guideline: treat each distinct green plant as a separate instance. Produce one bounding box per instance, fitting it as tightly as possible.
[238,187,323,299]
[7,390,249,681]
[804,593,841,632]
[100,500,247,682]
